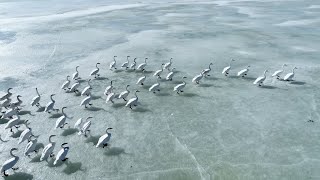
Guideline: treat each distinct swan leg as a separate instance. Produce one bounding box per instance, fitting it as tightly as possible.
[157,89,160,91]
[141,83,144,85]
[180,90,184,92]
[129,105,132,109]
[85,104,87,108]
[50,153,55,157]
[12,167,19,171]
[103,143,109,148]
[123,98,127,102]
[177,91,180,94]
[89,103,93,106]
[62,158,68,162]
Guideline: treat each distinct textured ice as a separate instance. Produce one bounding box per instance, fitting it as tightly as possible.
[0,0,320,179]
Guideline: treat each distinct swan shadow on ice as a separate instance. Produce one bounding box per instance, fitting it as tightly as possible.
[34,143,44,152]
[10,130,23,138]
[3,172,33,180]
[180,92,198,97]
[112,102,126,109]
[61,128,78,137]
[259,85,277,89]
[95,77,108,81]
[30,154,42,163]
[63,161,85,175]
[78,79,86,83]
[49,113,63,118]
[85,135,100,145]
[84,106,104,112]
[18,110,34,116]
[135,70,153,74]
[91,95,102,100]
[0,118,9,124]
[198,83,213,88]
[155,92,170,97]
[205,76,219,81]
[36,106,45,112]
[290,81,306,85]
[132,107,151,113]
[104,147,128,156]
[242,77,256,81]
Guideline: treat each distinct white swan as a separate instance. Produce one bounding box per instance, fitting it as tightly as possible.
[40,135,56,161]
[137,58,148,71]
[68,80,80,93]
[44,94,58,113]
[106,91,116,104]
[283,67,297,81]
[1,107,18,119]
[72,66,80,80]
[10,95,23,109]
[110,56,117,70]
[90,62,101,78]
[136,70,146,85]
[125,90,139,109]
[174,77,187,94]
[18,122,32,144]
[0,148,19,176]
[192,72,204,84]
[74,118,83,130]
[118,85,130,101]
[149,78,161,93]
[30,88,41,107]
[166,68,176,81]
[202,62,213,77]
[121,56,130,69]
[104,80,114,96]
[61,75,71,90]
[54,143,69,165]
[253,70,268,86]
[55,107,68,129]
[130,58,137,70]
[272,64,287,79]
[0,98,11,109]
[24,135,38,157]
[4,115,21,133]
[96,128,113,148]
[164,58,173,70]
[222,59,235,76]
[80,95,92,108]
[237,65,250,77]
[153,63,165,79]
[78,117,92,137]
[81,79,92,96]
[0,88,13,101]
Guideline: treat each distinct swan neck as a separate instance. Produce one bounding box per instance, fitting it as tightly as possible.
[10,150,17,158]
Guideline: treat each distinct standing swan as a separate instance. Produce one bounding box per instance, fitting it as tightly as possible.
[80,95,92,108]
[78,117,93,137]
[0,148,19,176]
[192,72,204,84]
[72,66,80,80]
[253,70,268,86]
[272,64,287,79]
[104,80,114,96]
[125,90,140,109]
[44,94,58,113]
[136,70,146,85]
[40,135,56,161]
[10,95,23,109]
[283,67,297,81]
[222,59,235,76]
[90,62,101,78]
[149,78,161,93]
[237,65,250,77]
[130,58,137,70]
[24,135,38,157]
[202,62,213,77]
[18,121,32,144]
[5,115,21,133]
[137,58,148,71]
[81,79,92,96]
[30,88,41,107]
[110,56,117,70]
[166,68,176,81]
[164,58,173,70]
[0,88,13,101]
[55,107,68,129]
[68,80,80,94]
[54,143,69,165]
[118,85,130,101]
[121,56,130,70]
[96,128,113,148]
[153,63,165,79]
[174,77,187,94]
[61,76,71,90]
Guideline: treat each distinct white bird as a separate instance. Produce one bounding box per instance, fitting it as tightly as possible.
[1,107,18,119]
[237,65,250,77]
[192,72,204,84]
[136,70,146,85]
[253,70,268,86]
[30,88,41,107]
[44,94,58,113]
[80,95,92,108]
[137,58,148,71]
[222,59,235,76]
[0,88,13,101]
[153,63,165,79]
[106,91,116,104]
[283,67,297,81]
[0,148,19,176]
[68,80,80,93]
[55,107,68,129]
[74,118,83,130]
[0,98,11,109]
[118,85,130,101]
[130,58,137,70]
[61,75,71,90]
[4,115,21,133]
[121,56,130,69]
[72,66,80,80]
[104,80,114,96]
[166,68,176,81]
[81,79,92,96]
[110,56,117,70]
[9,95,23,109]
[149,78,161,93]
[18,122,32,144]
[174,77,187,94]
[125,90,140,109]
[96,128,113,148]
[78,117,92,137]
[272,64,287,79]
[54,143,69,165]
[90,62,101,78]
[40,135,56,161]
[202,62,213,77]
[24,135,38,157]
[164,58,173,70]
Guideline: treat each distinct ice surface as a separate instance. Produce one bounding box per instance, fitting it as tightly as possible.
[0,0,320,179]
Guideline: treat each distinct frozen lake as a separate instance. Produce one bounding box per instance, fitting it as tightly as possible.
[0,0,320,179]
